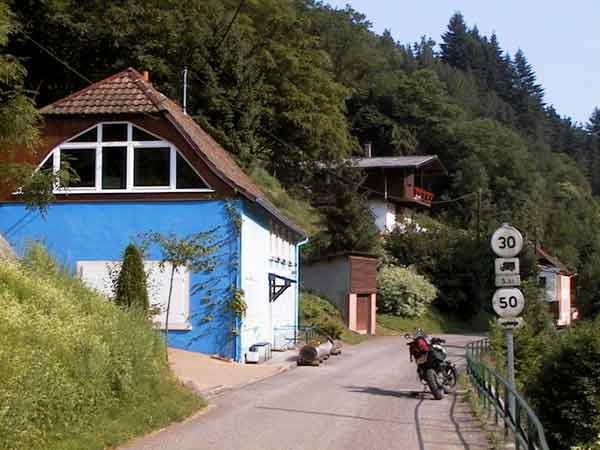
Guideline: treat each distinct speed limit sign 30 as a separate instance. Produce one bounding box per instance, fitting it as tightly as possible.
[491,223,523,258]
[492,288,525,318]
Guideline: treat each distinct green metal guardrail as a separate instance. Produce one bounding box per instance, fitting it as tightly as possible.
[465,338,550,450]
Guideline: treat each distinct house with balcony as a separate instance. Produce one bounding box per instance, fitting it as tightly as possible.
[350,154,447,233]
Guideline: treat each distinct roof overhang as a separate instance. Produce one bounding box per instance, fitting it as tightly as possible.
[349,155,447,175]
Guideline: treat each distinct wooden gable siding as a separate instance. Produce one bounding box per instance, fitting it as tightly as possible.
[349,255,377,294]
[0,114,235,202]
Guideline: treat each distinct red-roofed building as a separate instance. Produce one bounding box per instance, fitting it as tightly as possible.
[0,68,306,361]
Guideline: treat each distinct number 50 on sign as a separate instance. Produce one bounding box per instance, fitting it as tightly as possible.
[492,288,525,318]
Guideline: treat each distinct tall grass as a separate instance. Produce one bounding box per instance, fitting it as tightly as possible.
[0,246,203,450]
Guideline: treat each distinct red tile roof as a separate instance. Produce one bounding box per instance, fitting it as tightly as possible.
[40,68,304,236]
[41,70,160,115]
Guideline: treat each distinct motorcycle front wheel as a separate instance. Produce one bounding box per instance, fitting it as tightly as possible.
[425,368,444,400]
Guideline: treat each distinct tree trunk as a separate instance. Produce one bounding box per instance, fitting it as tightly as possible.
[164,265,176,361]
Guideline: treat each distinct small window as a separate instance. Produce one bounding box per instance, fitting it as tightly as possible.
[134,147,170,187]
[132,126,159,141]
[102,146,127,189]
[61,148,96,187]
[69,127,98,143]
[102,124,127,142]
[538,276,547,288]
[176,153,208,189]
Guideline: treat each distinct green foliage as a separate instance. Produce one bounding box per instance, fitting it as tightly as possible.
[114,243,149,312]
[227,285,247,319]
[386,219,495,319]
[524,320,600,450]
[308,163,381,258]
[0,245,203,449]
[250,165,323,236]
[141,229,221,346]
[377,265,437,318]
[299,291,364,343]
[377,307,492,335]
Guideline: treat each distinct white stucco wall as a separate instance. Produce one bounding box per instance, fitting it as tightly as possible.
[368,199,396,233]
[558,274,571,326]
[240,205,298,360]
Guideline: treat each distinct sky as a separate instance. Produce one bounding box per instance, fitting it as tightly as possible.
[326,0,600,125]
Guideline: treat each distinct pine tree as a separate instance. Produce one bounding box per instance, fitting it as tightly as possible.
[512,49,544,107]
[114,244,149,312]
[586,107,600,136]
[311,164,380,256]
[440,12,471,71]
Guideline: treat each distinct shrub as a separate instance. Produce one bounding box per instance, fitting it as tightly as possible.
[385,217,538,319]
[523,320,600,450]
[377,265,437,318]
[299,291,345,339]
[114,243,149,312]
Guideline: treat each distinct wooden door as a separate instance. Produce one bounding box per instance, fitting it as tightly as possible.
[356,295,370,332]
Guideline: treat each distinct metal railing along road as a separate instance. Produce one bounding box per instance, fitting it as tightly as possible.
[465,338,550,450]
[273,325,315,350]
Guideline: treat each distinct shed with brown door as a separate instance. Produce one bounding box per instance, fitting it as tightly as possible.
[301,253,377,335]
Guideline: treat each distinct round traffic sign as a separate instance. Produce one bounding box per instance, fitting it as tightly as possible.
[492,288,525,318]
[491,224,523,257]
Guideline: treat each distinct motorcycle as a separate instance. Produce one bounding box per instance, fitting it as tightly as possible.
[404,330,458,400]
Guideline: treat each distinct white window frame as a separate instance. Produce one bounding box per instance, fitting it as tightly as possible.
[39,122,214,194]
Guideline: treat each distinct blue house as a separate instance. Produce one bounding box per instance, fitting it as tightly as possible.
[0,68,306,361]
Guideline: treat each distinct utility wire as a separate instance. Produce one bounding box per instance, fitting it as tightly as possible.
[215,0,246,50]
[21,31,92,83]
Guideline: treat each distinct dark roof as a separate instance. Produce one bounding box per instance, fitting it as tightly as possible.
[536,247,572,276]
[40,68,305,237]
[349,155,447,174]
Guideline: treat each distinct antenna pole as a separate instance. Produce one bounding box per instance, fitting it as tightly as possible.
[183,66,188,115]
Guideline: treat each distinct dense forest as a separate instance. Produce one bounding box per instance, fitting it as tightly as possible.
[4,0,600,317]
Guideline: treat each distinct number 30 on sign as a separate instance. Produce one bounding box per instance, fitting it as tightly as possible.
[492,288,525,318]
[491,224,523,258]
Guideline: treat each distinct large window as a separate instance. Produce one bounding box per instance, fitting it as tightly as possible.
[41,122,212,193]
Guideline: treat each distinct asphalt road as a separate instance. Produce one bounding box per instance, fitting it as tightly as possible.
[124,335,490,450]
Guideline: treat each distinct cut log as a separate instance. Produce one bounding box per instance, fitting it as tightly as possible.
[298,340,333,365]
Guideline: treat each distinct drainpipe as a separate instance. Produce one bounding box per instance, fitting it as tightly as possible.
[295,236,309,337]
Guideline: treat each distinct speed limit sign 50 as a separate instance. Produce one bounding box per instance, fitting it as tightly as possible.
[491,224,523,258]
[492,288,525,318]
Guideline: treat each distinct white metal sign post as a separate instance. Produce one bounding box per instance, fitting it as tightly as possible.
[491,223,525,419]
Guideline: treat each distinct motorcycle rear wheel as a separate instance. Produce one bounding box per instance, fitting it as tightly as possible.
[425,368,444,400]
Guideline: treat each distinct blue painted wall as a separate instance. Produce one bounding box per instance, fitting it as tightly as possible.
[0,200,242,359]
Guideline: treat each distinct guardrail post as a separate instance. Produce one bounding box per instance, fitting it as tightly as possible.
[494,376,499,425]
[504,383,509,439]
[515,400,521,450]
[528,414,536,450]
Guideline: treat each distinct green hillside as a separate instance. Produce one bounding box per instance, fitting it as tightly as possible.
[0,247,203,450]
